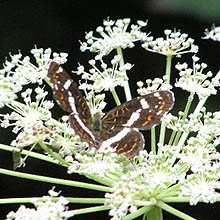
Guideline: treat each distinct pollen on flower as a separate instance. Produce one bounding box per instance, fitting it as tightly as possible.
[67,146,122,177]
[0,75,22,108]
[180,174,220,205]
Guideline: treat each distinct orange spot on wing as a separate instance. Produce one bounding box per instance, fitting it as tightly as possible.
[52,73,58,84]
[125,142,137,154]
[159,100,166,110]
[142,114,154,126]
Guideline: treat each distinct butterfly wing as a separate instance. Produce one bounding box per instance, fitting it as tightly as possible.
[48,62,96,146]
[102,91,174,130]
[100,127,144,160]
[48,62,91,118]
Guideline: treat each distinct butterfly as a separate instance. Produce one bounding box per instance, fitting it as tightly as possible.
[48,62,174,159]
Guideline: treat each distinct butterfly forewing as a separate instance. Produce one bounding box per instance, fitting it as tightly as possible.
[48,62,91,119]
[48,62,96,147]
[102,91,174,130]
[69,113,97,147]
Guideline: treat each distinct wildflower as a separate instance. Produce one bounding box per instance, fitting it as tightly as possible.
[0,47,68,86]
[0,75,22,108]
[68,146,122,178]
[6,188,72,220]
[180,173,220,205]
[80,18,148,56]
[76,55,132,92]
[142,29,198,56]
[175,55,217,99]
[85,91,106,115]
[137,76,172,96]
[203,25,220,42]
[0,87,53,148]
[105,173,147,220]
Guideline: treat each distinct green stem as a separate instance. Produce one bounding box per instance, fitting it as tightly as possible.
[168,130,177,146]
[112,89,121,106]
[159,123,166,146]
[157,201,196,220]
[0,143,114,187]
[122,206,154,220]
[165,55,172,84]
[170,96,208,166]
[173,94,193,146]
[38,140,70,167]
[151,127,156,154]
[0,144,59,165]
[0,197,105,205]
[67,205,110,216]
[147,206,163,220]
[0,168,112,192]
[116,47,132,101]
[177,97,207,148]
[158,55,173,147]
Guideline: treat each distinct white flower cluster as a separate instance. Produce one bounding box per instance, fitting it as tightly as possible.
[105,175,145,220]
[175,56,217,99]
[67,146,122,178]
[137,76,172,95]
[142,29,198,56]
[0,47,68,108]
[163,111,201,133]
[0,88,53,147]
[0,75,22,108]
[81,90,106,115]
[6,188,72,220]
[76,55,132,92]
[203,25,220,42]
[80,18,148,57]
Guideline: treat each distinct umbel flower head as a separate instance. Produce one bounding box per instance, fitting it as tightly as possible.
[80,18,148,56]
[142,29,198,56]
[76,54,132,92]
[0,47,68,108]
[6,188,72,220]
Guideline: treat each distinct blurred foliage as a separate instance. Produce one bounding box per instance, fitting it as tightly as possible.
[148,0,220,22]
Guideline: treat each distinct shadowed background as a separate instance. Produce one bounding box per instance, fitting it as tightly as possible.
[0,0,220,219]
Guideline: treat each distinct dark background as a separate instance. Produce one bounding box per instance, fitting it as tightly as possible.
[0,0,220,219]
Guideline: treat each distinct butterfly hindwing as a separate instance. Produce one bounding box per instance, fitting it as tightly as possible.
[100,127,144,160]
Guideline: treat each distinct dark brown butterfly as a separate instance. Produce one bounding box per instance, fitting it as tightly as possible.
[48,62,174,159]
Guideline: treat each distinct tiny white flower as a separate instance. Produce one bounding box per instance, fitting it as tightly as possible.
[203,25,220,42]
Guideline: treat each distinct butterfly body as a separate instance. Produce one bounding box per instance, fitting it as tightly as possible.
[48,62,174,159]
